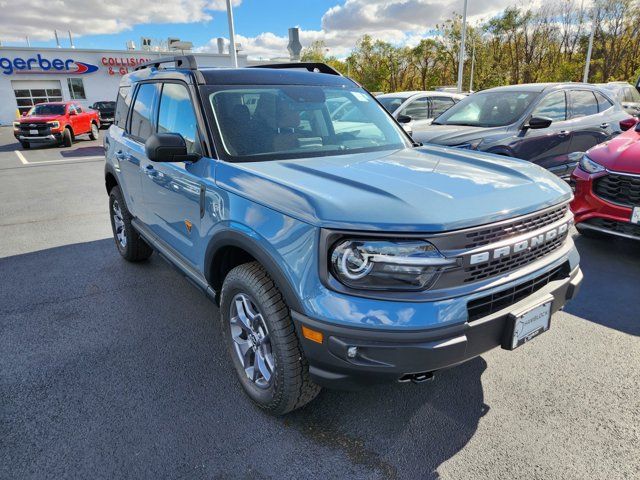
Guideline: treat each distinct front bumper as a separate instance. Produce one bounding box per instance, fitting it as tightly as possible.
[293,264,582,390]
[14,133,62,144]
[571,168,640,240]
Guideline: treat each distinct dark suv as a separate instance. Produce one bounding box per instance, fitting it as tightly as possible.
[413,83,636,179]
[104,57,582,414]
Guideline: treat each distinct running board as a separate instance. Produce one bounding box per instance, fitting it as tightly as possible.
[131,219,217,302]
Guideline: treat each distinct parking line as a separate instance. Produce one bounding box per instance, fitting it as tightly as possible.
[14,150,28,165]
[13,150,102,165]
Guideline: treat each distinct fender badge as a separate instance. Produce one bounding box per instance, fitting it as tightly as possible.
[184,220,192,234]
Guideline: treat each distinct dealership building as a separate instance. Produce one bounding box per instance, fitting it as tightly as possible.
[0,46,256,125]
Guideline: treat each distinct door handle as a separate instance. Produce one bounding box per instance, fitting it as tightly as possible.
[600,122,609,129]
[558,130,570,137]
[145,164,158,177]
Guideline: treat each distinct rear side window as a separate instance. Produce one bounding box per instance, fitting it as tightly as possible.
[430,97,455,118]
[532,91,566,122]
[570,90,598,118]
[114,86,131,128]
[595,92,613,112]
[128,83,156,141]
[157,83,202,155]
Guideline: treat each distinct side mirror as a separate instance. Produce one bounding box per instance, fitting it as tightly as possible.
[397,114,412,124]
[145,133,200,163]
[526,116,553,129]
[69,110,77,116]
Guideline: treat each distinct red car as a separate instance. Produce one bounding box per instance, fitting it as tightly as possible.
[571,121,640,240]
[13,101,100,149]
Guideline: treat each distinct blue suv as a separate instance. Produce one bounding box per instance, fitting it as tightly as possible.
[105,56,583,414]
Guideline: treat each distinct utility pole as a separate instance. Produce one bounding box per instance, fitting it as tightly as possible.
[583,23,595,83]
[226,0,238,68]
[456,0,468,93]
[469,40,476,92]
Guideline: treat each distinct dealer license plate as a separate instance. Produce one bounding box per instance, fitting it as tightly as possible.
[631,207,640,225]
[30,129,38,135]
[505,299,552,350]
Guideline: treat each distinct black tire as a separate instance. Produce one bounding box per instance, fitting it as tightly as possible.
[220,262,320,415]
[108,186,153,262]
[89,122,99,140]
[62,128,73,147]
[20,141,30,149]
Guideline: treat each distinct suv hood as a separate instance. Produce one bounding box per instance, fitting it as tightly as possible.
[587,128,640,173]
[19,115,62,123]
[216,146,571,232]
[413,124,507,146]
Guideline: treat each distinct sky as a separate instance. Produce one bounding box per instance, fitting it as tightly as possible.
[0,0,521,59]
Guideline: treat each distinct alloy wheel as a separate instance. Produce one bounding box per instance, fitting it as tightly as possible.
[229,293,275,388]
[112,200,127,248]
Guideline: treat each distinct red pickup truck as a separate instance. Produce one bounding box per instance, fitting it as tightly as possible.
[13,101,100,149]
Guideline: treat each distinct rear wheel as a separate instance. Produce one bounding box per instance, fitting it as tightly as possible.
[62,128,73,147]
[108,186,153,262]
[220,262,320,415]
[89,123,99,140]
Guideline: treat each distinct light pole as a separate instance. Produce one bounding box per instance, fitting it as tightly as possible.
[469,40,476,92]
[583,23,595,83]
[456,0,468,93]
[226,0,238,68]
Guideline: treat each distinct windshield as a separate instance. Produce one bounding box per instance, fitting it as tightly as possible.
[27,104,66,116]
[433,91,539,127]
[207,85,410,161]
[377,96,405,113]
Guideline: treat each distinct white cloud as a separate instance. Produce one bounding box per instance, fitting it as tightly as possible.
[0,0,241,42]
[200,0,524,60]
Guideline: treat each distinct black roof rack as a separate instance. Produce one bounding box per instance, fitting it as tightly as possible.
[134,55,198,72]
[249,62,342,76]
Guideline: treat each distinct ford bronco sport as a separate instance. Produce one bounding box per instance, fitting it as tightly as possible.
[104,56,583,415]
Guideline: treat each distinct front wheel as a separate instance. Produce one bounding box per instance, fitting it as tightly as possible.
[89,123,99,140]
[108,186,153,262]
[220,262,320,415]
[61,128,73,147]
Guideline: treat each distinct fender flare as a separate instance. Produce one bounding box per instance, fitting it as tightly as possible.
[104,162,119,193]
[204,228,305,313]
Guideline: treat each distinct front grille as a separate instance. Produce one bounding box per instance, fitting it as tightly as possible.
[464,204,568,249]
[467,262,569,321]
[463,230,569,283]
[19,123,50,136]
[594,173,640,207]
[585,218,640,238]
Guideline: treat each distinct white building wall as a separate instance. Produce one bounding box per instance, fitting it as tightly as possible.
[0,47,252,125]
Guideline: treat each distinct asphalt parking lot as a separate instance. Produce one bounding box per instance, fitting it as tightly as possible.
[1,125,639,479]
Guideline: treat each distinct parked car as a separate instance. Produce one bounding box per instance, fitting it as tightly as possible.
[90,101,117,128]
[571,121,640,240]
[105,57,582,415]
[413,83,636,179]
[596,82,640,117]
[13,101,100,149]
[376,91,464,135]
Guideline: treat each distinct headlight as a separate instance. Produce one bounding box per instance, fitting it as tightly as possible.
[47,121,60,129]
[330,239,457,291]
[578,155,605,174]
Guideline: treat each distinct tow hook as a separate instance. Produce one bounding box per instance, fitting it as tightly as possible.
[398,371,435,384]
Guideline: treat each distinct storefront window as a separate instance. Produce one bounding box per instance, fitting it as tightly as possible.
[67,78,86,100]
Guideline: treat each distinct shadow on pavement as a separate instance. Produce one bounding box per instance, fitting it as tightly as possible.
[1,238,487,479]
[567,232,640,336]
[60,145,104,157]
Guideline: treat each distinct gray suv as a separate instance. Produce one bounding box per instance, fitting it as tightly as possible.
[413,83,635,179]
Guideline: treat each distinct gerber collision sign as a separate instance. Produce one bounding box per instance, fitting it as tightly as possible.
[0,54,99,75]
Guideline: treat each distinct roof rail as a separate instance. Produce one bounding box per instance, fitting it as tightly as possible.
[249,62,342,76]
[134,55,198,72]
